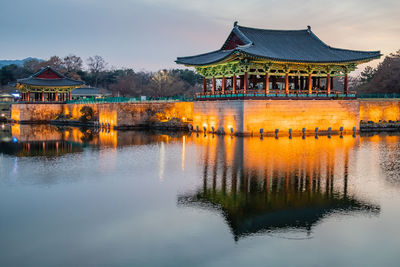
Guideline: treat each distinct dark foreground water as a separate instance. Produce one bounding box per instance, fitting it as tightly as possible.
[1,124,400,266]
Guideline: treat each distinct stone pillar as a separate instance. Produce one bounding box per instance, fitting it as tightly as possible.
[265,72,269,94]
[326,74,331,94]
[244,72,248,93]
[203,77,207,93]
[308,74,312,94]
[285,73,289,94]
[232,75,237,94]
[212,77,216,95]
[222,76,226,94]
[344,73,349,94]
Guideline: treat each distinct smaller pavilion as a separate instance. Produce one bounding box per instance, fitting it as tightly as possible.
[16,66,84,102]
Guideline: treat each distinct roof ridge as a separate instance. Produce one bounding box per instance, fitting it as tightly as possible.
[237,24,308,33]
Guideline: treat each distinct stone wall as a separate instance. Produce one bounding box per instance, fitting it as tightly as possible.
[193,100,360,135]
[359,99,400,122]
[11,102,193,129]
[193,101,244,133]
[11,99,400,135]
[11,104,63,122]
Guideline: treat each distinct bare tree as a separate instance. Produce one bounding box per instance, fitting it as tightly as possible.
[87,55,107,87]
[38,56,65,73]
[63,54,83,73]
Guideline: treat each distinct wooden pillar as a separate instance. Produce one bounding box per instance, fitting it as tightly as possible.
[244,72,248,93]
[203,77,207,93]
[265,72,269,94]
[68,91,71,100]
[330,77,334,92]
[41,91,44,102]
[222,76,226,94]
[326,74,331,94]
[308,73,312,94]
[344,73,349,94]
[212,77,216,94]
[285,73,289,94]
[232,75,237,94]
[27,91,30,102]
[55,91,58,101]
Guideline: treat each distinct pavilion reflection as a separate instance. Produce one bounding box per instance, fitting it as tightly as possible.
[178,135,380,241]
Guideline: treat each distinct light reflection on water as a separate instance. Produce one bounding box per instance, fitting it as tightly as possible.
[0,124,400,266]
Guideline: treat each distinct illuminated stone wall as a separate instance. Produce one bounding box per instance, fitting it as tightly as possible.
[243,100,359,135]
[11,102,193,129]
[11,100,400,134]
[359,100,400,122]
[193,100,360,135]
[11,104,63,122]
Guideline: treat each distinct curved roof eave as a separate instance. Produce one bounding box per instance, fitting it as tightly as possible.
[238,50,382,64]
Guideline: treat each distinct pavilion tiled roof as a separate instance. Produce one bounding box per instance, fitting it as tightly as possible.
[17,66,84,87]
[176,24,381,66]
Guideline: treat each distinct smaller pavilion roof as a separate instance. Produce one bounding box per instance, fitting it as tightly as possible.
[17,66,84,87]
[71,87,111,97]
[176,23,381,66]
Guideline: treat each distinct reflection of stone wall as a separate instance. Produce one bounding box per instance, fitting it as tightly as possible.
[359,100,400,122]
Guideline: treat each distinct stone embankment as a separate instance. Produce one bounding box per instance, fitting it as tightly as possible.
[9,99,400,135]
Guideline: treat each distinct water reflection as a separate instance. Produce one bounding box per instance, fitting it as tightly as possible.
[0,124,185,157]
[178,135,380,241]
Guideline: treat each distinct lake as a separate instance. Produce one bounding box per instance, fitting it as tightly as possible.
[0,124,400,266]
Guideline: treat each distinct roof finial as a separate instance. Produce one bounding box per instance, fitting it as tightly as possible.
[307,25,311,32]
[234,21,238,27]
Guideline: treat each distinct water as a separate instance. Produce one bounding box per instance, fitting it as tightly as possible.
[1,124,400,266]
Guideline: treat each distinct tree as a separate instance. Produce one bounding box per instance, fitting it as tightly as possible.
[79,106,94,122]
[87,55,107,87]
[23,58,41,73]
[39,56,66,73]
[360,66,376,84]
[63,54,83,74]
[357,49,400,94]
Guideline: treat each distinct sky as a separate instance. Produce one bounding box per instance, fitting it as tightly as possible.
[1,0,399,73]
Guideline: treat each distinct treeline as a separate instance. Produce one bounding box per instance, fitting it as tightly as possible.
[0,55,203,97]
[356,50,400,94]
[1,50,399,96]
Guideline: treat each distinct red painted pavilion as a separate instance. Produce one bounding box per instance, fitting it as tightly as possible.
[16,66,84,102]
[176,22,381,100]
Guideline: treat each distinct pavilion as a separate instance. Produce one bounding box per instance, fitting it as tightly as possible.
[16,66,84,102]
[176,22,381,100]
